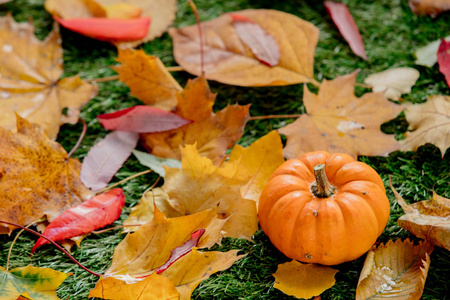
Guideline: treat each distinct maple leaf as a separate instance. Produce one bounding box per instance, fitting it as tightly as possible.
[279,71,403,159]
[356,239,433,300]
[89,273,179,300]
[364,67,420,100]
[273,261,338,299]
[45,0,177,48]
[0,116,92,234]
[0,265,70,300]
[0,14,97,140]
[391,183,450,251]
[31,188,125,253]
[141,75,250,165]
[408,0,450,17]
[112,49,182,111]
[400,95,450,156]
[169,9,319,87]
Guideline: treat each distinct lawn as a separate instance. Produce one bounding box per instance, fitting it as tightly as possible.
[0,0,449,299]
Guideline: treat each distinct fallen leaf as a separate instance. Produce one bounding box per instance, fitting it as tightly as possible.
[438,38,450,88]
[230,13,280,67]
[400,95,450,156]
[141,75,250,165]
[155,144,258,240]
[356,239,433,300]
[106,206,226,277]
[112,49,182,111]
[80,131,139,191]
[415,36,450,67]
[54,16,151,42]
[45,0,177,47]
[279,71,403,159]
[227,130,285,202]
[0,14,97,140]
[0,116,92,234]
[163,248,243,300]
[0,265,70,300]
[364,67,420,100]
[169,9,319,86]
[324,1,367,60]
[391,184,450,251]
[408,0,450,17]
[89,273,179,300]
[31,188,125,253]
[85,1,142,19]
[132,149,181,177]
[273,260,338,299]
[97,105,191,133]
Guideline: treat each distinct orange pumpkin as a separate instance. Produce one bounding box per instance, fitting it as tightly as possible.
[258,151,390,265]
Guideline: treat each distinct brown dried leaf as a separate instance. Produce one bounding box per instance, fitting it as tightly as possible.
[391,184,450,251]
[170,9,319,87]
[0,116,92,234]
[356,239,433,300]
[273,261,338,299]
[112,48,182,111]
[0,14,97,140]
[409,0,450,17]
[401,95,450,157]
[141,75,250,165]
[45,0,177,47]
[279,71,403,159]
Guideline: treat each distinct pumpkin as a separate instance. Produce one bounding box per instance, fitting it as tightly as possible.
[258,151,390,265]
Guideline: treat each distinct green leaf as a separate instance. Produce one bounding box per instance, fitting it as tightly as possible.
[132,149,181,177]
[0,265,70,300]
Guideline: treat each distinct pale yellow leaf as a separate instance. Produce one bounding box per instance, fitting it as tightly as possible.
[364,67,420,100]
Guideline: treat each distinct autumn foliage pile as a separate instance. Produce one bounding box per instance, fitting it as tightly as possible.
[0,0,449,299]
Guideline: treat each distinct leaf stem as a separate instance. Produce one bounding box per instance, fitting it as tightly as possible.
[85,66,184,83]
[188,0,204,75]
[249,114,302,120]
[92,224,142,234]
[309,77,321,87]
[67,119,87,159]
[6,223,33,272]
[0,220,102,277]
[97,169,153,194]
[310,164,335,198]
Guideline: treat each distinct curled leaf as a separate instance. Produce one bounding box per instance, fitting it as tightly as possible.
[364,67,420,100]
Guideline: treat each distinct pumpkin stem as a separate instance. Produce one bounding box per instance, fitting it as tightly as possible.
[311,164,335,198]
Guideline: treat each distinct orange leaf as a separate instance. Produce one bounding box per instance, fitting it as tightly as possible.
[141,75,250,165]
[170,9,319,86]
[45,0,177,47]
[112,48,182,111]
[278,71,404,159]
[273,261,338,299]
[0,14,97,140]
[0,116,92,234]
[356,239,433,300]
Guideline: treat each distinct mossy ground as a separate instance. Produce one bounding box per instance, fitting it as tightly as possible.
[0,0,449,299]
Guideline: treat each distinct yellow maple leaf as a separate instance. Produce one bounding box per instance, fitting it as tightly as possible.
[273,260,338,299]
[112,48,182,111]
[279,71,404,159]
[0,116,92,234]
[0,14,97,140]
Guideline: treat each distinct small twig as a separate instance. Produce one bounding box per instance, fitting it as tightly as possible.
[6,223,34,272]
[92,224,142,234]
[67,119,87,159]
[0,220,102,277]
[98,169,153,194]
[309,78,321,87]
[355,82,371,89]
[249,114,302,121]
[188,0,204,75]
[85,66,184,83]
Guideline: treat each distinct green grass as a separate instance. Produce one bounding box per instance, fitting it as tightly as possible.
[1,0,450,299]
